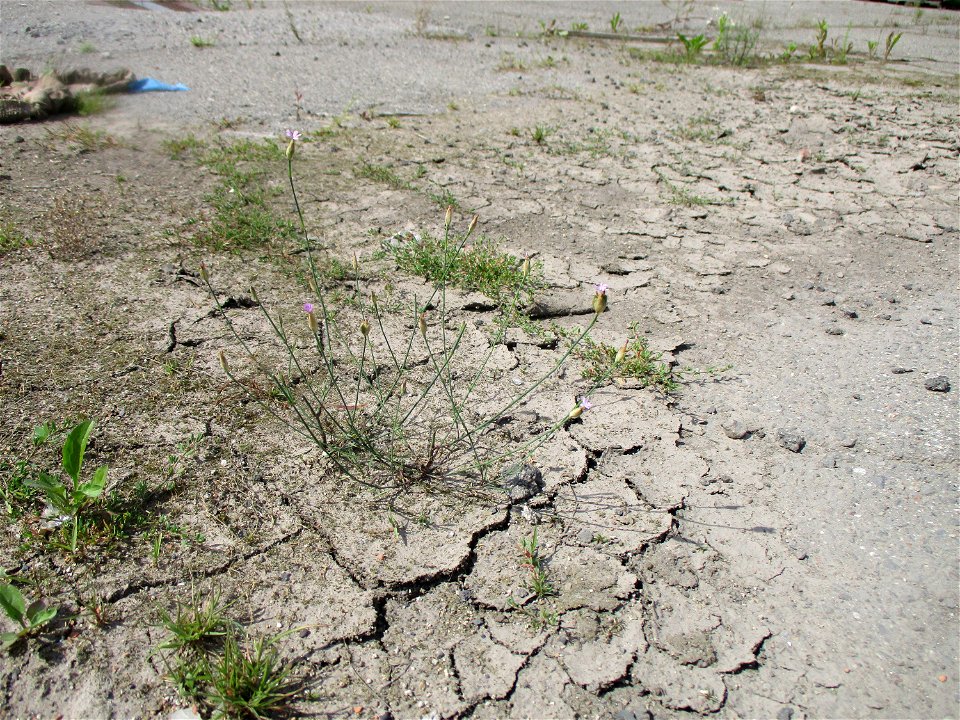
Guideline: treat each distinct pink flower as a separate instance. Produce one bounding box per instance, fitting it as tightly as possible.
[595,283,608,295]
[285,129,302,141]
[303,303,314,313]
[580,397,593,411]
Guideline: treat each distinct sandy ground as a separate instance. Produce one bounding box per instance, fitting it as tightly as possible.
[1,1,958,719]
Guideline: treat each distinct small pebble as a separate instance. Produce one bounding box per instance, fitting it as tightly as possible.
[777,430,806,453]
[892,367,913,374]
[925,376,951,392]
[825,327,844,336]
[840,437,857,448]
[721,419,749,440]
[820,456,838,469]
[776,707,794,720]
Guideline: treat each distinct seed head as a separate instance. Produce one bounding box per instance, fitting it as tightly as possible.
[217,350,230,374]
[444,205,453,231]
[199,262,209,283]
[467,214,479,236]
[418,312,428,338]
[360,319,370,338]
[521,257,531,280]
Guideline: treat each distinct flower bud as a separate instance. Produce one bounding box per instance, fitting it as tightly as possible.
[592,292,607,315]
[360,319,370,338]
[307,311,319,335]
[217,350,230,374]
[615,342,627,364]
[352,253,359,273]
[444,205,453,231]
[567,405,584,420]
[418,313,427,338]
[199,263,209,283]
[285,141,296,160]
[520,257,531,280]
[400,379,408,395]
[466,214,479,236]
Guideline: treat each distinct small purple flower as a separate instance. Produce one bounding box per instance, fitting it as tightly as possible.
[580,397,592,411]
[595,283,609,295]
[285,129,302,141]
[303,302,314,313]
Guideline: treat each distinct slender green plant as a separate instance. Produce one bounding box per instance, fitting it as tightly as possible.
[207,634,298,719]
[202,130,616,499]
[520,529,555,599]
[883,31,902,62]
[713,13,759,65]
[609,12,622,33]
[24,420,108,553]
[810,19,828,61]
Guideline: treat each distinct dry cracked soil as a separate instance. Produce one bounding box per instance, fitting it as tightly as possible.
[0,1,958,719]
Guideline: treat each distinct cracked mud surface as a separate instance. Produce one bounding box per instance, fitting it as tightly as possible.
[1,1,958,718]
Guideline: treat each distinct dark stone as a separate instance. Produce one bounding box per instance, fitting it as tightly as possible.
[501,464,543,502]
[925,376,950,392]
[777,430,806,453]
[825,327,844,336]
[892,367,913,374]
[777,707,795,720]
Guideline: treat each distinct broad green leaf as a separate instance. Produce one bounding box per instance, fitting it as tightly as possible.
[62,420,94,484]
[0,585,26,624]
[77,466,108,500]
[29,605,57,628]
[23,472,62,493]
[1,631,20,650]
[32,422,54,447]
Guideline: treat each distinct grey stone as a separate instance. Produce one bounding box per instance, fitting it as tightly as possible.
[820,456,837,469]
[721,418,749,439]
[924,376,950,392]
[892,367,913,374]
[825,327,844,336]
[577,528,594,545]
[840,436,857,448]
[777,708,795,720]
[777,430,806,453]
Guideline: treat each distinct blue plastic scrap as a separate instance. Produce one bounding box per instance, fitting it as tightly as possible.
[127,77,189,93]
